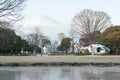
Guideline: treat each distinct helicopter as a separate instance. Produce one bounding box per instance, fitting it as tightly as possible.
[74,44,110,55]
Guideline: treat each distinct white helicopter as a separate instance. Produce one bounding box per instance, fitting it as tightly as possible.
[74,44,110,55]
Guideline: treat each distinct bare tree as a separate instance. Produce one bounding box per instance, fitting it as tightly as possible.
[70,9,111,43]
[0,0,26,23]
[0,21,12,28]
[26,26,51,55]
[69,28,76,53]
[26,26,43,55]
[41,36,51,46]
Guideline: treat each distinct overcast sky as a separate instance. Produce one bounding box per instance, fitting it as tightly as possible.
[21,0,120,40]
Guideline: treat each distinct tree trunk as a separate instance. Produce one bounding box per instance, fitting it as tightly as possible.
[66,49,68,55]
[33,48,36,56]
[72,43,74,53]
[71,40,74,53]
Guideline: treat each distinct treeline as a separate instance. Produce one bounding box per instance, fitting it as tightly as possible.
[99,25,120,55]
[57,25,120,55]
[79,25,120,55]
[0,27,40,55]
[69,9,120,55]
[0,0,27,55]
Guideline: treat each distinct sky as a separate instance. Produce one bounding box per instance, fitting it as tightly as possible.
[20,0,120,41]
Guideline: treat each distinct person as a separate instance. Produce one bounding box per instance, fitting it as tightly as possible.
[43,46,46,54]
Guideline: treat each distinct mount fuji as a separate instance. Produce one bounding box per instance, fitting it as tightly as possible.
[21,15,70,41]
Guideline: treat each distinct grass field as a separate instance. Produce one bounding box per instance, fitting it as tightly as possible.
[0,55,120,64]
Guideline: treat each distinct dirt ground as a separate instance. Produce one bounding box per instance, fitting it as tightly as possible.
[0,55,120,64]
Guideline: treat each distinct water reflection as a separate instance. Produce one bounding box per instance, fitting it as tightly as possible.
[0,66,120,80]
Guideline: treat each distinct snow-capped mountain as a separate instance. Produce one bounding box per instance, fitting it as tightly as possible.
[21,15,70,41]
